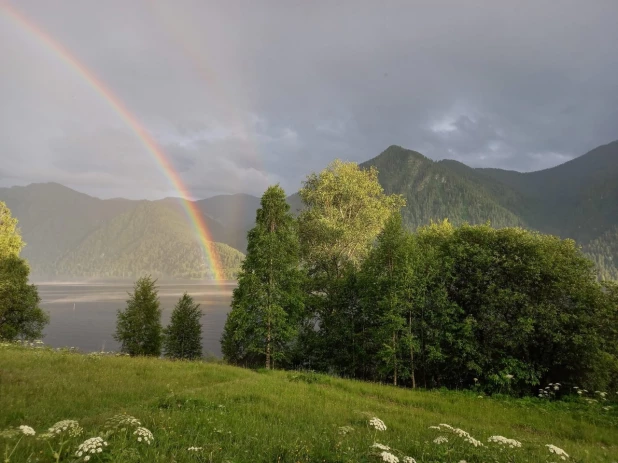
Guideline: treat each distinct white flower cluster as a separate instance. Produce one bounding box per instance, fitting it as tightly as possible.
[188,446,203,451]
[430,423,483,447]
[380,451,399,463]
[433,436,448,444]
[48,420,83,437]
[19,425,36,436]
[488,435,522,448]
[0,428,20,439]
[105,414,142,432]
[546,444,569,460]
[369,417,387,431]
[134,426,154,444]
[75,436,107,461]
[338,425,354,435]
[402,457,416,463]
[372,442,391,450]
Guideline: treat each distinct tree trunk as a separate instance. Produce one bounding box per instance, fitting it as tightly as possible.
[266,317,271,369]
[410,311,416,389]
[393,331,397,386]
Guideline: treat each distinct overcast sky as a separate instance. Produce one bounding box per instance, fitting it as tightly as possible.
[1,0,617,200]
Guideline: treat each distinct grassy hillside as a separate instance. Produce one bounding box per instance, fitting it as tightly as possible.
[55,201,244,280]
[1,344,616,462]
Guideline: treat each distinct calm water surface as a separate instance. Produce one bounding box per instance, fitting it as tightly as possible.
[37,281,235,357]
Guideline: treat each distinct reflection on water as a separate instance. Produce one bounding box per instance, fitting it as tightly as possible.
[38,281,235,358]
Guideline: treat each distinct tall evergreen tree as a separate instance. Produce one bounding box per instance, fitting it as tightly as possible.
[221,185,304,369]
[163,293,203,360]
[114,276,162,356]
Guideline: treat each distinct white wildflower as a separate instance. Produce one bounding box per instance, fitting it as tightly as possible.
[428,425,441,430]
[338,425,354,435]
[188,446,203,451]
[438,423,454,430]
[48,420,82,437]
[546,444,569,460]
[369,417,387,431]
[0,428,20,439]
[505,374,514,380]
[554,385,559,391]
[433,436,448,444]
[105,413,141,431]
[464,436,483,447]
[380,451,399,463]
[488,435,522,448]
[75,437,107,461]
[458,461,467,463]
[133,427,154,445]
[372,443,391,451]
[402,457,416,463]
[19,425,36,436]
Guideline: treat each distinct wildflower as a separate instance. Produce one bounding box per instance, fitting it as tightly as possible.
[433,436,448,444]
[464,436,483,447]
[458,461,467,463]
[428,425,441,430]
[48,420,82,437]
[75,437,108,461]
[473,378,478,382]
[505,374,514,380]
[188,446,203,451]
[372,443,391,451]
[577,390,583,395]
[438,423,454,430]
[0,428,20,439]
[402,457,416,463]
[369,417,387,431]
[338,426,354,435]
[105,414,141,432]
[380,451,399,463]
[488,435,522,448]
[133,427,154,444]
[19,425,36,436]
[546,444,569,460]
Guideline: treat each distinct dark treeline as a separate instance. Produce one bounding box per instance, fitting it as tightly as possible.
[222,161,618,396]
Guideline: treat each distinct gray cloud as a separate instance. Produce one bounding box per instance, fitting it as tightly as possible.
[1,0,617,200]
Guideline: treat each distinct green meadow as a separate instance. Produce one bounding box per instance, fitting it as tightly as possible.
[1,345,617,463]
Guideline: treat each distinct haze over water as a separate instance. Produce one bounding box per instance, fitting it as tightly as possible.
[37,281,235,358]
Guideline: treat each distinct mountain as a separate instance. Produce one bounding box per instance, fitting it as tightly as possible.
[0,183,247,280]
[2,140,616,281]
[363,142,618,280]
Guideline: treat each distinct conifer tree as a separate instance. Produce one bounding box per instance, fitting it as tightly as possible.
[114,275,162,356]
[221,185,304,369]
[163,293,203,360]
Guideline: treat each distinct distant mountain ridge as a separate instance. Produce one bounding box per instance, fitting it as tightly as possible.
[2,140,616,280]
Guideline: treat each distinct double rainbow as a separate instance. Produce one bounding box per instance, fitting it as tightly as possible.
[2,3,225,281]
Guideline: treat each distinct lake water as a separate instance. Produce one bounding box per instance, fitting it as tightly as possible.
[37,281,235,358]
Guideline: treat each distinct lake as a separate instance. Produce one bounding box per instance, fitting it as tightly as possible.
[37,281,235,358]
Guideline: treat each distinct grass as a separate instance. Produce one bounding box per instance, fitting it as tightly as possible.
[1,344,617,462]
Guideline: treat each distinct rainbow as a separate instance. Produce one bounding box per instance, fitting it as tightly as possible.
[1,3,226,281]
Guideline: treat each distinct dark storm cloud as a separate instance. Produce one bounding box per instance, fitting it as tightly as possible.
[1,0,617,199]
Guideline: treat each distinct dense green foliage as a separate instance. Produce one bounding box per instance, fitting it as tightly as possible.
[222,186,304,369]
[2,345,617,462]
[163,293,203,360]
[224,156,618,396]
[0,202,48,341]
[114,276,163,357]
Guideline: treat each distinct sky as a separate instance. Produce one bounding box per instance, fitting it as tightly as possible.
[1,0,617,200]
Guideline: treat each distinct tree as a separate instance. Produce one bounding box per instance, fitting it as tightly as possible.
[0,201,24,259]
[114,276,163,356]
[298,160,405,277]
[163,293,203,360]
[0,202,49,341]
[221,185,304,369]
[295,160,405,373]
